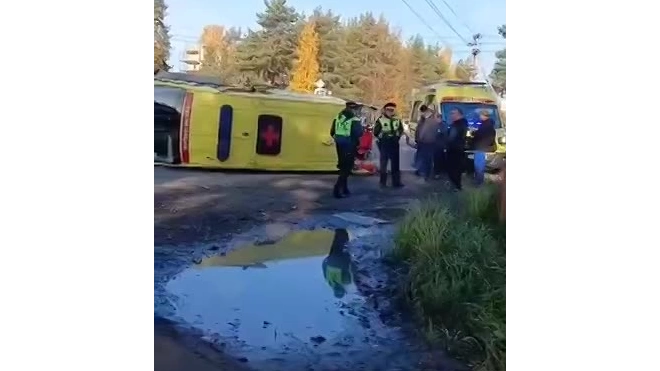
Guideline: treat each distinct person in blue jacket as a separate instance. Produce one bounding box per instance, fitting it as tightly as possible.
[330,102,364,198]
[471,110,497,185]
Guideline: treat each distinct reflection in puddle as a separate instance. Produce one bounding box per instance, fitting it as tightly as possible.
[166,228,366,359]
[322,229,354,299]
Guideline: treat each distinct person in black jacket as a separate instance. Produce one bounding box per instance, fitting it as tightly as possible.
[446,108,468,191]
[471,111,497,185]
[413,104,429,175]
[433,112,448,178]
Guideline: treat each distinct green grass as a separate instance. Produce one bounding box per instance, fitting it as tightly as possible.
[393,185,505,371]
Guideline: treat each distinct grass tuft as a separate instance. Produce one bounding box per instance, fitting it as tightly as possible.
[393,185,505,371]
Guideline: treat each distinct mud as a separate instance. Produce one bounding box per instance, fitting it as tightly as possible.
[154,168,465,371]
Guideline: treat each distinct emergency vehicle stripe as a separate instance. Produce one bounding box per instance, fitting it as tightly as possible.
[179,92,193,164]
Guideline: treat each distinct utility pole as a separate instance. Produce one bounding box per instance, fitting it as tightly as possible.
[467,33,482,81]
[468,32,502,103]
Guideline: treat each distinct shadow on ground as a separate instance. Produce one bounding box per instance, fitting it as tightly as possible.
[155,168,436,246]
[155,317,253,371]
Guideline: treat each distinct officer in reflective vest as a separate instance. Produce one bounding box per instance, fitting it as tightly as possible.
[322,228,355,298]
[373,102,404,188]
[330,101,363,198]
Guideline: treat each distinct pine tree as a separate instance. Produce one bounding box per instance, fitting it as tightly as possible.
[489,25,506,96]
[235,0,301,86]
[154,0,171,71]
[290,21,321,92]
[309,8,342,90]
[334,13,400,104]
[225,6,485,102]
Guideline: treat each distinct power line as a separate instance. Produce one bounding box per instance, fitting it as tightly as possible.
[425,33,502,39]
[424,38,505,46]
[414,0,479,79]
[399,0,457,49]
[171,35,199,42]
[422,0,470,45]
[437,0,474,36]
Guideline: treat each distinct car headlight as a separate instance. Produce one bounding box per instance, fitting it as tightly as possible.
[498,136,506,145]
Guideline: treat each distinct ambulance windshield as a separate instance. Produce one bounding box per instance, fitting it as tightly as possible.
[441,103,502,130]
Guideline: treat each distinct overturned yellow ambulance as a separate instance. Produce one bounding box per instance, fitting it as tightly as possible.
[154,72,376,173]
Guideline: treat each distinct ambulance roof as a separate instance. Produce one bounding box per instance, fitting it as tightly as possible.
[154,72,347,106]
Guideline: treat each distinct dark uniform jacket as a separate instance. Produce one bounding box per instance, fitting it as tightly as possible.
[373,115,404,144]
[472,118,497,151]
[447,118,468,151]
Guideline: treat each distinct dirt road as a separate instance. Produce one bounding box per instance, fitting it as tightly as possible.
[154,167,461,371]
[155,163,429,246]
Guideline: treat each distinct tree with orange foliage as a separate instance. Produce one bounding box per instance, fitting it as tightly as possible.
[290,21,321,93]
[390,45,414,118]
[199,25,238,81]
[446,59,477,81]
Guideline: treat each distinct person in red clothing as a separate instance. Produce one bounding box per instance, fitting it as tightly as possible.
[353,114,377,175]
[357,126,373,159]
[355,130,375,171]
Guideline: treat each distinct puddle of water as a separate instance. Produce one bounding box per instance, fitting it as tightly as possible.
[166,228,373,366]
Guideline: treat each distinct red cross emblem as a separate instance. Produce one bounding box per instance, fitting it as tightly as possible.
[260,125,280,147]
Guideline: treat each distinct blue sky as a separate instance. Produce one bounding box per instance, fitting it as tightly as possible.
[165,0,505,74]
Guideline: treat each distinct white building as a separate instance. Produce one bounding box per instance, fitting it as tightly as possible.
[181,44,204,72]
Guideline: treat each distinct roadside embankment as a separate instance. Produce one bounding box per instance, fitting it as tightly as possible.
[393,184,506,371]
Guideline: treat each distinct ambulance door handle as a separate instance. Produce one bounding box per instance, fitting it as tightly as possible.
[242,132,249,137]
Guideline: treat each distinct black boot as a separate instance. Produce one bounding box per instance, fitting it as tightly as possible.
[379,172,387,187]
[333,183,343,198]
[342,178,351,196]
[392,173,404,188]
[333,176,344,198]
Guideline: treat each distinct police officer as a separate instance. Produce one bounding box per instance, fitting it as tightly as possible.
[322,229,355,299]
[374,102,404,188]
[330,101,363,198]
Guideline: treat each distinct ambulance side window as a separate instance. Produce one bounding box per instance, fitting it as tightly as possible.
[410,100,423,122]
[217,105,233,162]
[256,115,283,156]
